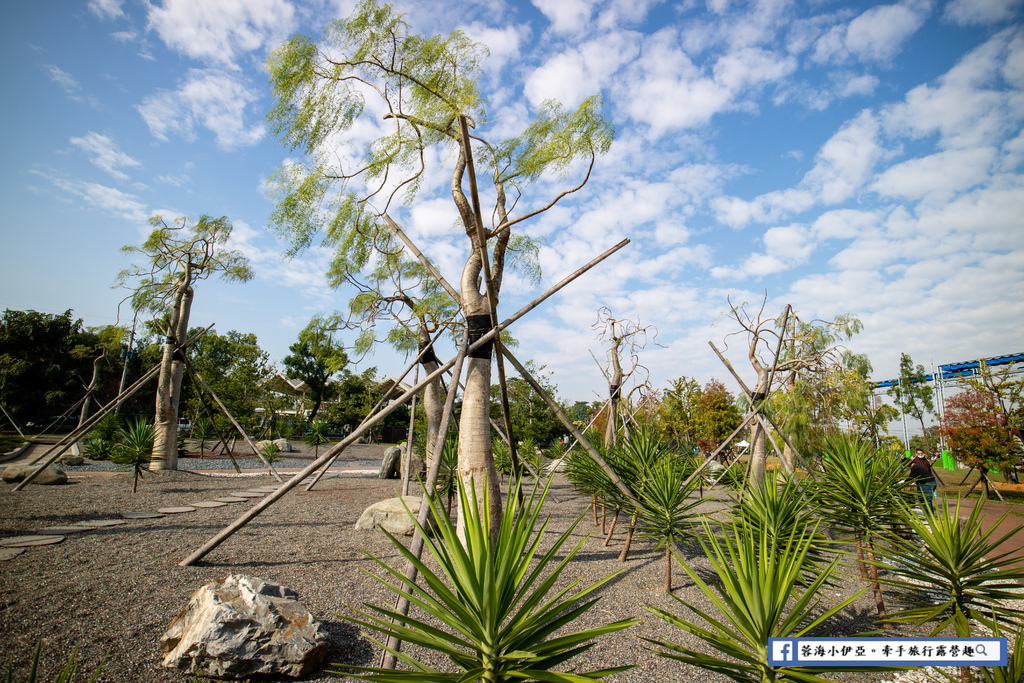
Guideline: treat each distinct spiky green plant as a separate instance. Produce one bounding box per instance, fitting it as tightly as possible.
[435,433,459,515]
[492,436,513,479]
[304,419,331,458]
[642,520,887,683]
[110,418,154,493]
[635,454,703,593]
[191,417,216,456]
[934,611,1024,683]
[877,497,1024,635]
[4,642,105,683]
[336,477,640,682]
[259,441,283,465]
[810,433,911,621]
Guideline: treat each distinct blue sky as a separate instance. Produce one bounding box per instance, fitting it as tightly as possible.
[1,0,1022,412]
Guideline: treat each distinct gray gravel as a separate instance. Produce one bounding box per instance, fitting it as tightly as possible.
[0,471,922,682]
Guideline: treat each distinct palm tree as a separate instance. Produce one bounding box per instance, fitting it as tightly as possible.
[191,417,216,458]
[635,453,703,593]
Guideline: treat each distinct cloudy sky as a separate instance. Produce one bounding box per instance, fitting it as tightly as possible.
[2,0,1022,412]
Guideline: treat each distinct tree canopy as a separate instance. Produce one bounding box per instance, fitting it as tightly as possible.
[282,318,349,421]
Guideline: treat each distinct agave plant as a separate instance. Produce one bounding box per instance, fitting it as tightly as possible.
[336,477,640,682]
[110,418,155,493]
[810,433,911,620]
[643,520,883,683]
[877,497,1024,635]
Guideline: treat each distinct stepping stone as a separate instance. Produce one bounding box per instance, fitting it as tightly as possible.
[121,511,165,519]
[252,486,280,493]
[0,547,27,560]
[0,535,65,547]
[214,497,247,503]
[157,506,196,514]
[230,491,263,498]
[190,501,227,508]
[75,519,126,527]
[39,526,92,535]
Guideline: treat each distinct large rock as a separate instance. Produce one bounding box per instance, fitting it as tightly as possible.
[400,450,425,482]
[378,446,401,479]
[160,574,327,679]
[355,496,435,536]
[58,454,84,466]
[274,438,292,452]
[1,465,68,485]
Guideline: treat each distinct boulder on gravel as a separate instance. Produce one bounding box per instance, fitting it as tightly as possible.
[58,454,84,466]
[400,450,425,482]
[1,465,68,485]
[273,438,291,452]
[378,446,401,479]
[355,496,435,536]
[160,574,327,679]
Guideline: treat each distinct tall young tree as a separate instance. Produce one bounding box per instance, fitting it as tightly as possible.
[266,0,612,538]
[117,215,252,469]
[282,318,348,421]
[887,352,936,452]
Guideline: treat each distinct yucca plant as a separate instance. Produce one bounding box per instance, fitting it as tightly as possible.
[191,417,216,456]
[4,642,105,683]
[259,441,283,465]
[877,497,1024,635]
[642,520,884,682]
[934,611,1024,683]
[492,436,513,480]
[635,455,703,593]
[110,418,155,493]
[434,433,459,516]
[810,433,911,621]
[336,477,640,682]
[730,470,832,581]
[304,419,331,459]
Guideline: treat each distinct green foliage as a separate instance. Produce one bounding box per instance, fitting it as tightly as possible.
[642,520,874,683]
[4,642,104,683]
[283,318,348,421]
[886,352,936,451]
[878,497,1024,634]
[492,436,512,477]
[434,433,459,513]
[83,413,121,460]
[111,418,155,493]
[939,388,1015,473]
[336,477,639,682]
[635,453,703,592]
[186,329,271,430]
[933,614,1024,683]
[0,309,95,423]
[659,376,741,451]
[116,214,253,318]
[492,364,568,446]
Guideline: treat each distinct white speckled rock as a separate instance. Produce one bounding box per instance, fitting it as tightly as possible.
[160,574,327,679]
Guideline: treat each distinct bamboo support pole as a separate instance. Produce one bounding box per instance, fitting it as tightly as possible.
[180,239,629,566]
[383,215,461,305]
[14,325,214,490]
[183,359,281,481]
[182,360,241,473]
[379,330,469,669]
[401,365,419,497]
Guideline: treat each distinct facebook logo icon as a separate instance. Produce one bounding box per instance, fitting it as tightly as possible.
[770,639,796,664]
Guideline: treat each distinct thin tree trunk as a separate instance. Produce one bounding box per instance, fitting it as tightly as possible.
[604,509,619,546]
[592,495,598,526]
[152,280,192,470]
[618,514,637,562]
[665,544,673,593]
[854,532,868,580]
[865,536,889,625]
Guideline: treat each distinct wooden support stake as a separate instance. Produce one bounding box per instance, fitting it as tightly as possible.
[182,360,241,473]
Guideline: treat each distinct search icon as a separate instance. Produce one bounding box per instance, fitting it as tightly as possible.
[976,644,988,656]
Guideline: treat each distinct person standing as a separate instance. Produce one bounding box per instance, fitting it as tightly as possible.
[907,448,937,515]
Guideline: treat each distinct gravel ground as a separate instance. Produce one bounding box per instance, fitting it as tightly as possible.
[0,470,935,682]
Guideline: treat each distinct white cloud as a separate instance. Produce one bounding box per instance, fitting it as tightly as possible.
[137,69,265,150]
[461,22,528,72]
[524,31,641,108]
[69,132,141,181]
[88,0,124,20]
[710,223,815,279]
[812,0,931,65]
[882,29,1024,150]
[37,172,149,222]
[872,147,996,201]
[531,0,597,34]
[944,0,1023,25]
[146,0,297,69]
[45,65,80,95]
